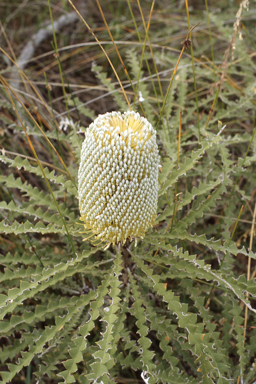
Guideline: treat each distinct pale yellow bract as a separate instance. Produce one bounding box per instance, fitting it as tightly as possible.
[78,111,159,247]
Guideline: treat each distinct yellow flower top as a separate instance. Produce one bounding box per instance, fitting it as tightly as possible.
[78,111,159,246]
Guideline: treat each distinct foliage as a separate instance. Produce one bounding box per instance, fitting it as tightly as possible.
[0,1,256,383]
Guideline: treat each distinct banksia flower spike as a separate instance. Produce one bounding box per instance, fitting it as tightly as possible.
[78,111,159,247]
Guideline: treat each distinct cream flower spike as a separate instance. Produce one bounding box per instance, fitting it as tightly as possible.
[78,111,159,247]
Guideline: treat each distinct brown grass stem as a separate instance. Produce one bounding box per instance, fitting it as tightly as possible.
[0,74,77,189]
[96,0,145,115]
[0,76,77,258]
[67,0,131,110]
